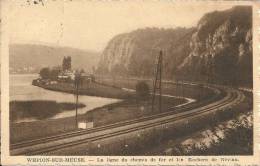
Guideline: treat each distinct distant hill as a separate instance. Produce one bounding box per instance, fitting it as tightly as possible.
[9,44,100,73]
[96,6,252,87]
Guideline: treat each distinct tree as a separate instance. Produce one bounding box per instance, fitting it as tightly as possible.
[39,67,61,80]
[136,81,150,100]
[39,67,50,79]
[49,68,60,80]
[62,57,66,71]
[67,56,71,70]
[62,56,72,71]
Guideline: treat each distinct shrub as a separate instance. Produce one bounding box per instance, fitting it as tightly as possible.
[39,67,61,80]
[135,81,150,100]
[39,67,50,79]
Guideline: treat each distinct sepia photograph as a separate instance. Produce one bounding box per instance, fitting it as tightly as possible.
[3,0,258,160]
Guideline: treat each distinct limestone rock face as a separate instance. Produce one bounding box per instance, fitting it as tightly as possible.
[97,28,194,77]
[97,6,252,86]
[179,6,252,85]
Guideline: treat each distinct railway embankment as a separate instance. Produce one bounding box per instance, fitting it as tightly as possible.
[41,88,250,156]
[167,111,253,155]
[10,84,252,155]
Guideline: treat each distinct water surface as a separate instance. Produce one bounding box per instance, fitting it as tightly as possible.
[10,74,121,123]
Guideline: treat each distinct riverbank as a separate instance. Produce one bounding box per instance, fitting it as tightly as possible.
[10,95,186,143]
[10,78,187,143]
[32,79,135,99]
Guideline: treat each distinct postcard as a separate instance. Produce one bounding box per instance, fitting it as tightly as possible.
[1,0,260,165]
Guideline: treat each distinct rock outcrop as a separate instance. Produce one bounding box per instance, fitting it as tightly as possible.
[97,28,195,78]
[179,6,252,86]
[97,6,252,86]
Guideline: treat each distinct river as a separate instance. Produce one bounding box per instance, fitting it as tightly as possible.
[10,74,121,123]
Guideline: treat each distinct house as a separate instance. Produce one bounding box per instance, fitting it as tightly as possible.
[58,70,75,82]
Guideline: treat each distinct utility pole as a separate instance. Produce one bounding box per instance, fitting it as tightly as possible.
[74,72,81,128]
[151,50,163,113]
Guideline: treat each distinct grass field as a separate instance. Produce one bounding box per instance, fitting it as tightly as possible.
[33,79,135,99]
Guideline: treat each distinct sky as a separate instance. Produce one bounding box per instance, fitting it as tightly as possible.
[8,0,237,52]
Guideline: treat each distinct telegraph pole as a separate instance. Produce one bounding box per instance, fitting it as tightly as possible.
[74,72,81,128]
[181,73,184,99]
[151,50,163,113]
[75,82,79,128]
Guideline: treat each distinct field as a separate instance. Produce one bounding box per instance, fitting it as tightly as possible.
[33,79,135,99]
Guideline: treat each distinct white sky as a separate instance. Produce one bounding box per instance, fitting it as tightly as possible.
[9,0,236,52]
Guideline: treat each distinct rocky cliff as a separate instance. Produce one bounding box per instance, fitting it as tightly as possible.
[97,6,252,86]
[179,6,252,86]
[97,27,195,78]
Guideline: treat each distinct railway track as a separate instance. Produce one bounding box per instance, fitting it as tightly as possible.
[11,83,222,149]
[10,84,245,155]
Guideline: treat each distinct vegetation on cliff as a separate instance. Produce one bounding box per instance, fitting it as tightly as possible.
[96,6,252,87]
